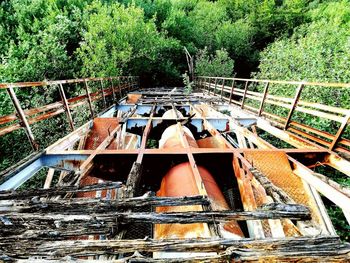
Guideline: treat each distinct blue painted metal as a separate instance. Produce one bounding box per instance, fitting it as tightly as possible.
[234,118,257,128]
[189,118,204,132]
[0,153,90,190]
[42,154,89,171]
[207,118,229,132]
[136,105,153,116]
[117,104,134,113]
[216,105,230,111]
[99,105,117,117]
[0,156,43,190]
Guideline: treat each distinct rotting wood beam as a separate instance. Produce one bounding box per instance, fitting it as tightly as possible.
[1,236,347,261]
[232,153,265,238]
[0,204,311,224]
[0,195,209,214]
[250,167,295,204]
[290,156,350,219]
[0,182,122,200]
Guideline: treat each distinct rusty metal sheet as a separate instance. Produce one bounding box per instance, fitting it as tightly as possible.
[84,118,119,150]
[127,94,142,104]
[243,151,325,235]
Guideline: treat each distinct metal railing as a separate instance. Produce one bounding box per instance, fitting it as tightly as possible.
[196,76,350,154]
[0,76,139,150]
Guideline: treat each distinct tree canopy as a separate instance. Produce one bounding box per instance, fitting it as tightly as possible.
[3,0,348,85]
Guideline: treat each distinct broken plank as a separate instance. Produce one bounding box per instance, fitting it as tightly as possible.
[0,182,122,200]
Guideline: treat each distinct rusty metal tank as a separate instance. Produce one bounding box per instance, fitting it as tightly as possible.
[154,111,244,242]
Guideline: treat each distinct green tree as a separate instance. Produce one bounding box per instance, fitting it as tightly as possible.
[195,48,234,77]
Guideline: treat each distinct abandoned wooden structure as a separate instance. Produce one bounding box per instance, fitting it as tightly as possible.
[0,76,349,262]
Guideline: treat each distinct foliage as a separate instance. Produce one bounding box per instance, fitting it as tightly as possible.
[77,2,168,77]
[195,48,234,77]
[327,205,350,242]
[255,0,350,131]
[182,72,193,94]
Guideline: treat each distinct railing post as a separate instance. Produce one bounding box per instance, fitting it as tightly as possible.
[213,78,218,95]
[221,79,225,99]
[100,79,107,108]
[258,82,269,116]
[329,112,350,150]
[84,80,95,118]
[229,79,235,104]
[110,77,116,102]
[58,83,75,131]
[208,78,212,95]
[7,86,38,150]
[284,83,304,130]
[241,81,249,108]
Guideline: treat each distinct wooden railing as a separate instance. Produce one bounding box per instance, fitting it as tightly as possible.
[0,76,139,150]
[196,76,350,155]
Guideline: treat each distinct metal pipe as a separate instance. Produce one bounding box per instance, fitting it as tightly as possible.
[6,87,38,150]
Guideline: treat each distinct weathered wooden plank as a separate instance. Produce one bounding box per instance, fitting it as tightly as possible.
[0,182,122,200]
[1,236,348,261]
[0,195,209,214]
[250,167,295,204]
[0,204,310,226]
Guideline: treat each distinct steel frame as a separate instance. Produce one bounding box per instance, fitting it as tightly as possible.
[1,78,350,261]
[197,76,350,154]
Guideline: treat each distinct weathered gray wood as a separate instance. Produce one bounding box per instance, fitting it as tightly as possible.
[250,168,295,204]
[124,162,142,198]
[0,195,209,214]
[0,182,122,200]
[0,203,310,225]
[1,236,349,261]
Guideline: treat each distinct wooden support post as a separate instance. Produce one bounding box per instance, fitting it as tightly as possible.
[284,84,303,130]
[44,168,55,189]
[110,77,116,102]
[329,112,350,150]
[100,79,107,108]
[229,79,235,104]
[258,82,269,116]
[232,153,265,238]
[6,87,38,150]
[84,80,94,118]
[58,84,75,131]
[124,162,142,198]
[241,81,249,109]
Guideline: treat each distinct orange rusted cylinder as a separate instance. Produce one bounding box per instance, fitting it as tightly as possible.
[155,123,244,240]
